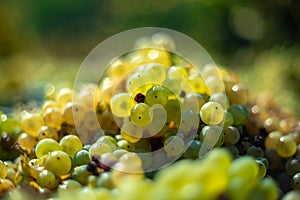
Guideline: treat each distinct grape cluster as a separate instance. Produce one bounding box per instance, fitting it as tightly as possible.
[0,33,300,200]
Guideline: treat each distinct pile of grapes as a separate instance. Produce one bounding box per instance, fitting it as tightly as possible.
[1,34,300,200]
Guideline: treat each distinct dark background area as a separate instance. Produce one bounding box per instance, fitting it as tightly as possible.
[0,0,300,115]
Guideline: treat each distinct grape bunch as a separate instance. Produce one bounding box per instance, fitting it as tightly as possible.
[0,32,300,200]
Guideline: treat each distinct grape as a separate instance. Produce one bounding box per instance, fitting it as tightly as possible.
[0,178,15,196]
[188,74,207,94]
[96,172,115,189]
[83,111,100,131]
[59,179,81,190]
[112,149,128,160]
[0,160,7,179]
[117,140,136,152]
[143,105,168,137]
[73,150,91,167]
[110,93,131,117]
[17,133,38,152]
[163,78,181,96]
[42,100,59,113]
[228,105,248,126]
[183,140,202,159]
[126,72,151,93]
[179,110,199,132]
[209,93,229,109]
[292,173,300,189]
[45,150,72,177]
[276,135,297,158]
[89,143,113,156]
[285,158,300,176]
[35,138,61,159]
[167,66,188,81]
[223,126,240,146]
[256,160,267,178]
[130,103,153,126]
[136,152,152,169]
[37,126,58,141]
[59,135,83,158]
[21,113,43,137]
[145,85,169,106]
[182,93,205,114]
[62,102,86,126]
[134,139,152,152]
[56,88,73,107]
[119,152,143,168]
[200,102,224,125]
[265,131,282,149]
[43,108,63,130]
[120,121,143,143]
[256,157,269,169]
[265,149,281,170]
[228,156,258,183]
[205,76,224,95]
[164,135,185,157]
[96,136,117,150]
[246,146,264,158]
[200,125,224,148]
[282,190,300,200]
[142,63,167,83]
[36,170,58,190]
[98,111,119,131]
[228,83,249,105]
[72,165,93,185]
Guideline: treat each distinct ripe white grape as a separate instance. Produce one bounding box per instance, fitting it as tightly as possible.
[200,102,224,125]
[110,93,131,117]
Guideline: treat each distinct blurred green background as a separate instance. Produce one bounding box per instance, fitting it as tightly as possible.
[0,0,300,115]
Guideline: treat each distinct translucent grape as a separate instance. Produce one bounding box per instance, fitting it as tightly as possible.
[276,135,297,158]
[182,93,205,114]
[89,143,113,156]
[35,138,61,159]
[164,99,180,123]
[228,83,249,105]
[282,190,300,200]
[223,110,234,126]
[110,93,131,117]
[21,113,43,137]
[209,93,229,109]
[228,104,248,126]
[163,78,181,96]
[72,165,93,185]
[164,135,185,157]
[96,136,117,150]
[0,160,7,179]
[167,66,188,81]
[143,105,167,137]
[56,88,73,107]
[117,140,136,152]
[120,121,143,143]
[292,173,300,189]
[200,125,224,148]
[285,158,300,176]
[62,102,85,126]
[200,102,224,125]
[37,126,58,141]
[183,140,202,159]
[223,126,240,146]
[126,72,151,93]
[205,76,224,95]
[45,150,72,177]
[265,131,282,149]
[130,103,153,126]
[59,135,83,158]
[145,85,169,106]
[82,111,100,131]
[42,100,59,113]
[36,170,58,190]
[228,156,258,183]
[43,108,63,130]
[256,160,267,178]
[73,150,91,167]
[180,110,199,132]
[17,133,38,152]
[142,63,167,83]
[119,152,143,168]
[188,74,207,94]
[96,172,115,189]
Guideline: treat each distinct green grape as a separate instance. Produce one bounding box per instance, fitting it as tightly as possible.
[59,179,81,190]
[265,131,282,149]
[188,74,207,94]
[183,140,202,159]
[142,63,167,83]
[145,85,169,106]
[256,157,269,170]
[42,100,59,113]
[164,135,185,157]
[121,122,143,143]
[117,140,136,152]
[37,126,58,141]
[21,113,43,137]
[209,93,229,109]
[225,145,239,157]
[17,133,38,153]
[126,72,151,93]
[130,103,153,126]
[112,149,128,160]
[62,102,86,126]
[72,165,93,185]
[205,76,224,95]
[96,136,117,150]
[163,78,181,96]
[98,111,119,131]
[35,138,61,159]
[182,93,205,114]
[282,190,300,200]
[110,93,131,117]
[45,150,72,177]
[292,173,300,189]
[164,99,181,123]
[73,150,91,167]
[276,135,297,158]
[43,108,63,130]
[200,125,224,148]
[228,83,249,105]
[136,152,152,169]
[56,88,73,107]
[223,126,240,146]
[59,135,83,158]
[228,105,248,126]
[285,158,300,176]
[247,146,264,158]
[200,102,224,125]
[143,105,168,137]
[36,170,58,190]
[0,160,7,179]
[265,149,281,170]
[223,110,234,126]
[96,172,115,189]
[134,139,152,152]
[228,156,258,183]
[256,160,267,178]
[89,143,113,156]
[167,66,188,81]
[82,111,100,132]
[180,110,199,132]
[119,152,143,168]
